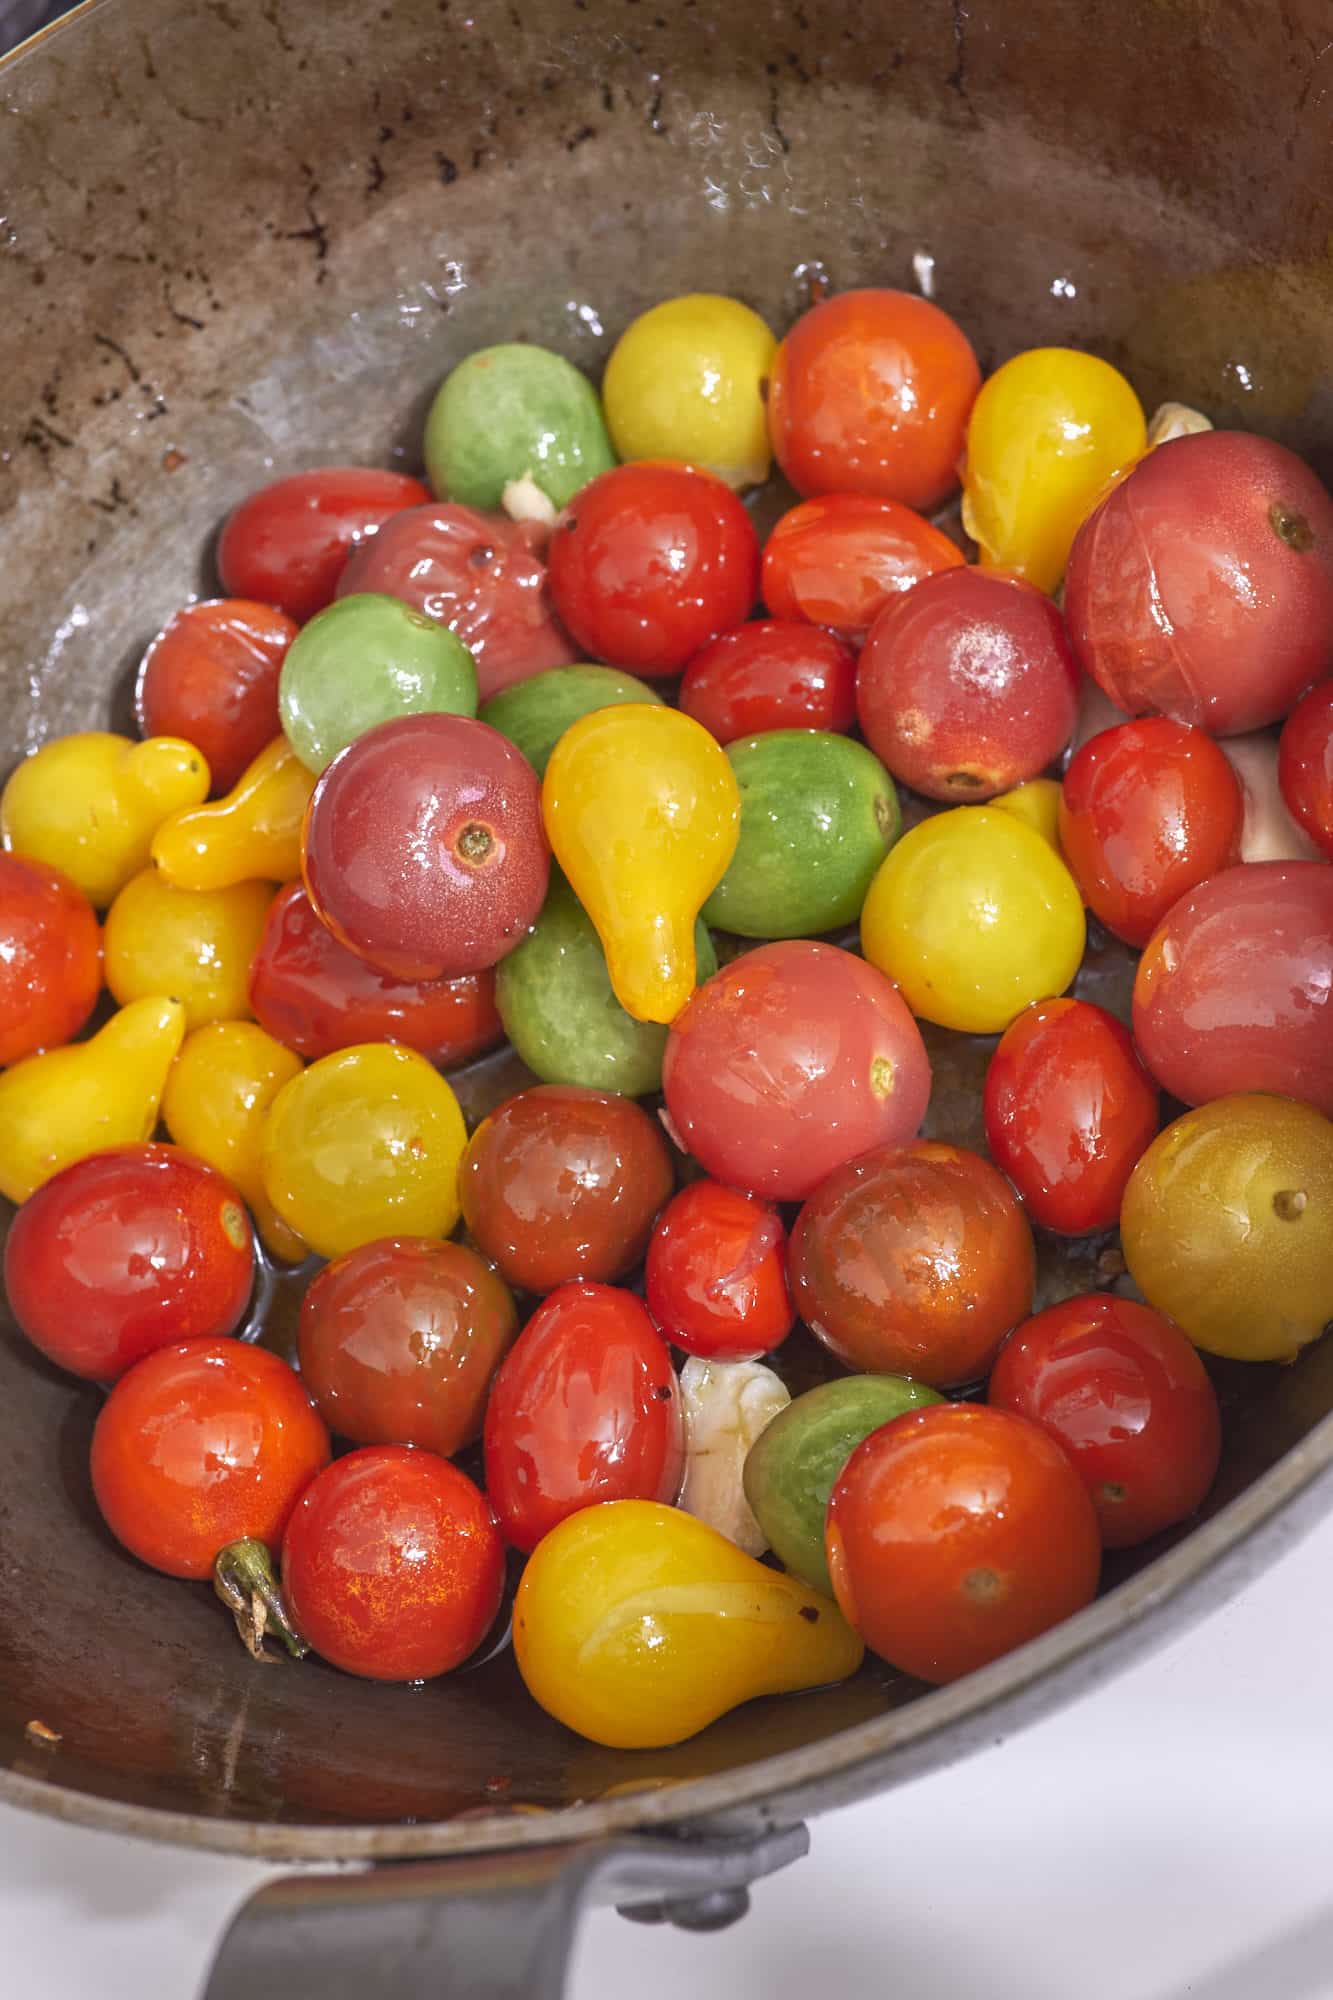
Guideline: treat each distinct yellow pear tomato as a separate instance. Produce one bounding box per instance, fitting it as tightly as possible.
[2,732,209,908]
[152,737,314,892]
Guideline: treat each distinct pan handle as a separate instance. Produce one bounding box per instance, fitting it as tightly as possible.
[203,1823,810,2000]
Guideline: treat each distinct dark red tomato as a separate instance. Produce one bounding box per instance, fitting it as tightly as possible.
[337,502,578,700]
[1058,718,1244,947]
[0,855,101,1066]
[789,1140,1035,1387]
[546,461,761,677]
[483,1282,683,1551]
[1133,860,1333,1116]
[298,1237,518,1456]
[983,998,1160,1235]
[282,1445,503,1679]
[857,568,1080,801]
[761,493,965,641]
[91,1339,330,1578]
[826,1403,1100,1683]
[679,619,857,742]
[662,941,931,1202]
[217,467,430,626]
[766,289,981,512]
[645,1180,794,1360]
[5,1144,254,1382]
[989,1296,1221,1547]
[459,1084,674,1295]
[1279,679,1333,859]
[134,599,296,794]
[249,884,503,1065]
[1064,431,1333,734]
[302,713,549,980]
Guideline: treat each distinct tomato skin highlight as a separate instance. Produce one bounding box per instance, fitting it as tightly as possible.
[218,467,430,625]
[983,998,1160,1235]
[989,1296,1221,1547]
[645,1180,794,1360]
[483,1282,684,1551]
[761,493,965,641]
[679,620,857,742]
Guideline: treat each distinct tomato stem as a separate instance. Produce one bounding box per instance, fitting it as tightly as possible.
[213,1538,308,1663]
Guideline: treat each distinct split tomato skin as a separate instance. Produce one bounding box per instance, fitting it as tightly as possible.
[679,620,857,742]
[644,1180,794,1360]
[217,467,430,625]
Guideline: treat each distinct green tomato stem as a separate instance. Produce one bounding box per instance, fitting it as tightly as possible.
[213,1537,308,1663]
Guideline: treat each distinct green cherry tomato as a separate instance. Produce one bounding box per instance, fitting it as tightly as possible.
[279,592,477,774]
[424,343,617,511]
[479,663,664,778]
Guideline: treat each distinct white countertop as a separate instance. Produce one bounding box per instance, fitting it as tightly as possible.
[8,1509,1333,2000]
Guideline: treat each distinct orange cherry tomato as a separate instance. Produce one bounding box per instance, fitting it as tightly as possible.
[135,599,296,795]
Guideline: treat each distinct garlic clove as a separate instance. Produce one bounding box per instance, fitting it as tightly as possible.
[678,1355,790,1558]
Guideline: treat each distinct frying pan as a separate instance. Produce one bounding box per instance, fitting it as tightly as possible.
[2,1,1331,1992]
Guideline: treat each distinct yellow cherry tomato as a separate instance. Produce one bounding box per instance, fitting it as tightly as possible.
[514,1500,863,1749]
[260,1042,467,1259]
[2,732,210,908]
[860,806,1085,1034]
[990,776,1064,856]
[104,870,274,1031]
[543,704,740,1025]
[151,737,314,892]
[602,293,778,490]
[0,995,185,1204]
[162,1022,306,1262]
[962,348,1146,593]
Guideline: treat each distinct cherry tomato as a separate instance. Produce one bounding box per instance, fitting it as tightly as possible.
[135,599,296,795]
[760,494,964,640]
[644,1180,794,1360]
[1058,719,1244,947]
[546,461,761,677]
[104,869,274,1031]
[678,620,857,742]
[766,289,981,512]
[217,467,430,625]
[1278,680,1333,859]
[302,714,549,981]
[249,884,503,1066]
[0,855,101,1066]
[857,568,1080,801]
[160,1022,306,1264]
[983,999,1160,1235]
[989,1297,1221,1547]
[826,1404,1100,1683]
[789,1140,1035,1387]
[662,940,931,1202]
[482,1281,683,1550]
[1133,861,1333,1116]
[298,1237,518,1455]
[281,1445,503,1679]
[336,501,578,700]
[91,1338,330,1577]
[5,1143,254,1382]
[459,1084,674,1295]
[1065,432,1333,734]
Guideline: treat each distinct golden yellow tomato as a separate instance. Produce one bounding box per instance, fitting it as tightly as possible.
[162,1022,306,1262]
[2,732,209,908]
[152,737,314,892]
[990,776,1064,857]
[602,293,777,490]
[860,806,1085,1033]
[104,870,274,1031]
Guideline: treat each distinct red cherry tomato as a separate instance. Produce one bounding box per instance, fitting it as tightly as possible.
[1058,718,1244,947]
[826,1403,1100,1684]
[983,999,1160,1235]
[1064,431,1333,735]
[459,1084,674,1295]
[761,493,965,641]
[1132,860,1333,1116]
[482,1281,683,1551]
[766,289,981,512]
[298,1237,519,1456]
[662,941,931,1202]
[1278,679,1333,859]
[788,1140,1035,1387]
[217,467,430,626]
[678,619,857,742]
[5,1144,254,1382]
[282,1445,503,1679]
[134,599,296,794]
[0,855,101,1066]
[337,501,578,700]
[302,713,549,981]
[546,462,760,677]
[644,1180,794,1360]
[249,884,503,1066]
[91,1338,330,1578]
[989,1296,1221,1548]
[857,568,1080,801]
